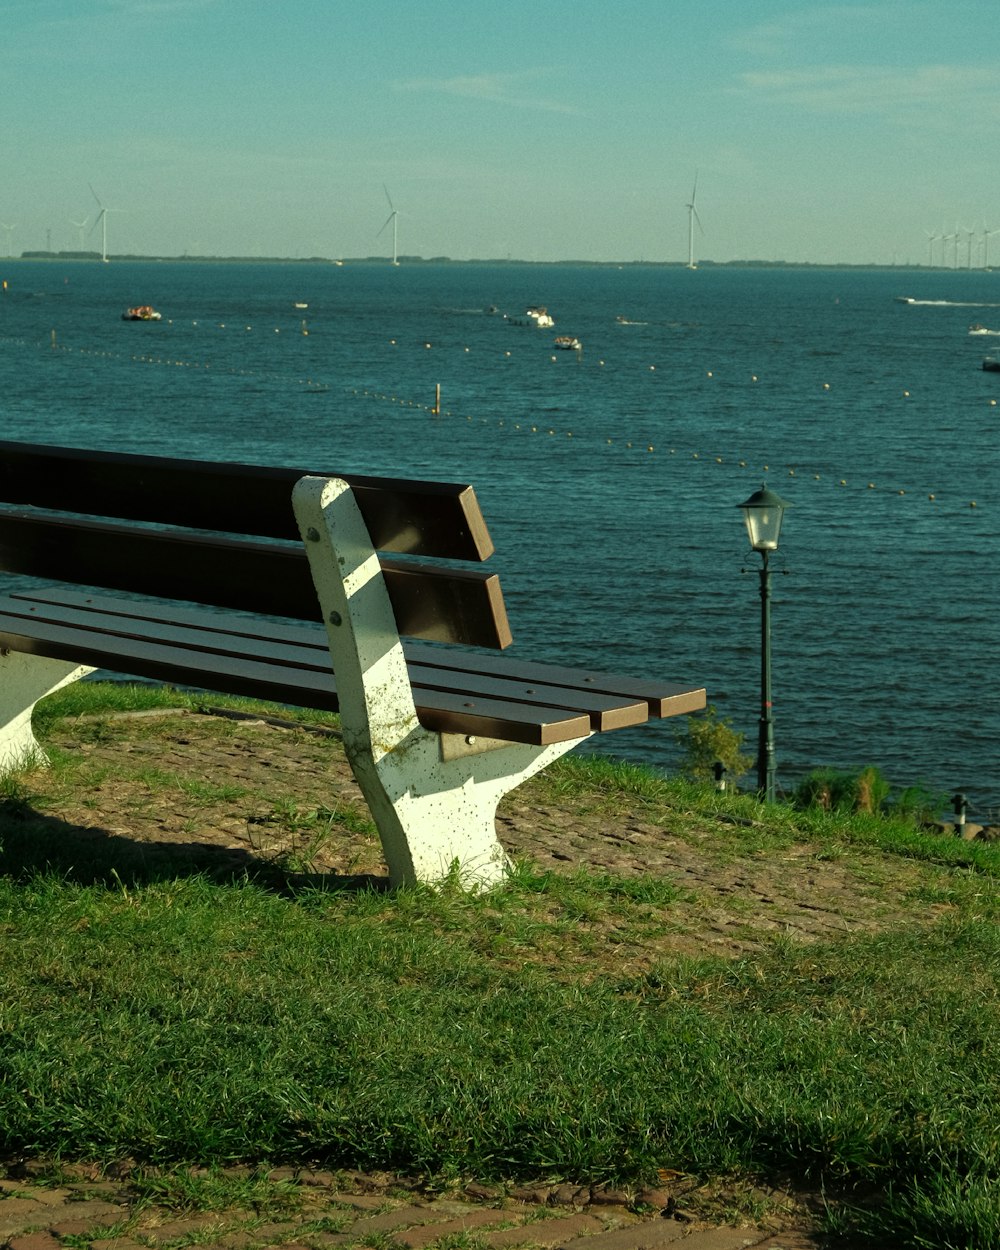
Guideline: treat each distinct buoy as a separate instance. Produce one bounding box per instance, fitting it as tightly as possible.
[971,501,977,507]
[929,494,935,501]
[840,480,847,486]
[751,375,758,382]
[823,382,830,390]
[902,390,909,397]
[868,482,875,489]
[707,371,713,377]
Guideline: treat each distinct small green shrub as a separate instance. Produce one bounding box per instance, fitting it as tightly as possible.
[673,704,752,785]
[794,765,945,821]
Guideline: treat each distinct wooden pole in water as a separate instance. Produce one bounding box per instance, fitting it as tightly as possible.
[433,383,440,415]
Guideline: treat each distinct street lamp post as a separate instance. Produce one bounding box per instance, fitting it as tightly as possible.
[736,486,790,802]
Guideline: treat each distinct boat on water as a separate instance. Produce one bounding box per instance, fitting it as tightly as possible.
[553,335,582,351]
[982,356,1000,371]
[525,306,555,328]
[969,323,1000,336]
[121,305,162,321]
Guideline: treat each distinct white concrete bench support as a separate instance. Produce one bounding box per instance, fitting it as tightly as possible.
[292,475,585,890]
[0,651,96,774]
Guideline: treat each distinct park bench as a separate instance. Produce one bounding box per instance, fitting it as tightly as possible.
[0,440,706,887]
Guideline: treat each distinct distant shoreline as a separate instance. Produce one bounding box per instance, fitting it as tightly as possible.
[8,251,983,272]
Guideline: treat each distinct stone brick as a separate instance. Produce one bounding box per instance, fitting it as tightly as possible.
[45,1198,124,1228]
[563,1219,689,1250]
[328,1192,388,1212]
[8,1234,61,1250]
[485,1213,604,1246]
[397,1207,509,1248]
[668,1231,762,1250]
[350,1204,445,1235]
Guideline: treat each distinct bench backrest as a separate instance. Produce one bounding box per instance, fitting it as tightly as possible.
[0,441,512,649]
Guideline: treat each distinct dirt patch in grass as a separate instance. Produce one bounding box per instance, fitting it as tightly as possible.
[22,705,941,962]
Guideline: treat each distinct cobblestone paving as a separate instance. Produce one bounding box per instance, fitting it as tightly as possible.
[0,1164,856,1250]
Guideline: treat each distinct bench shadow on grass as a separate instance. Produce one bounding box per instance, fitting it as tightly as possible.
[0,796,390,896]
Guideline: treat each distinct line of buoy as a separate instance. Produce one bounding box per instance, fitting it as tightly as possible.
[351,387,986,509]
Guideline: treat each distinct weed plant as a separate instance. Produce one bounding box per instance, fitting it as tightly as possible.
[1,683,999,1247]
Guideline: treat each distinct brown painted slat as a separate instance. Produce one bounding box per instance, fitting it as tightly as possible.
[0,511,511,649]
[10,589,704,726]
[3,593,632,732]
[0,440,494,560]
[405,642,707,718]
[0,610,590,746]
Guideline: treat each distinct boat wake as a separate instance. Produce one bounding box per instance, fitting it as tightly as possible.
[896,296,1000,308]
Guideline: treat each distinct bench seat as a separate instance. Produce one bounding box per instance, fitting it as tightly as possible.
[0,441,706,888]
[0,589,702,745]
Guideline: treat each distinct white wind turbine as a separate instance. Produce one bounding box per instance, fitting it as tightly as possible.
[377,185,400,266]
[88,183,124,262]
[984,226,1000,270]
[685,174,702,270]
[69,216,88,251]
[0,222,16,259]
[962,225,977,269]
[924,231,938,267]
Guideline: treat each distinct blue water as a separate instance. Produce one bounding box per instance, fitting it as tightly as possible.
[2,260,998,815]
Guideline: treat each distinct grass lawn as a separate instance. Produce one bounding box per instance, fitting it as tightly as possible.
[1,681,999,1248]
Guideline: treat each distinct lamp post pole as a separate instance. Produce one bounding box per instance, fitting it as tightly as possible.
[737,485,790,804]
[757,547,776,802]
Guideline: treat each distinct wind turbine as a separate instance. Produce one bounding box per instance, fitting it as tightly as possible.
[685,174,702,270]
[69,216,88,251]
[962,225,977,269]
[0,222,16,259]
[377,185,399,266]
[984,227,1000,270]
[924,231,938,267]
[88,183,123,262]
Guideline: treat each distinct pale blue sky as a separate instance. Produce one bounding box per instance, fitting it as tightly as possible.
[5,0,998,263]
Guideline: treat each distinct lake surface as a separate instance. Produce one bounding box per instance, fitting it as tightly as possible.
[2,259,997,816]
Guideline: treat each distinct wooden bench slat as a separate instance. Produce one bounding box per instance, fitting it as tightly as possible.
[0,510,512,649]
[0,607,592,746]
[11,589,705,728]
[3,592,647,733]
[0,440,495,560]
[404,645,709,719]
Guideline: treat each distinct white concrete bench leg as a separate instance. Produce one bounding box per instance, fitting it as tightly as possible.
[0,651,95,774]
[292,476,586,889]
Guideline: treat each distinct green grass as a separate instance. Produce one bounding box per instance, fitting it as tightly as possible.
[3,682,1000,1247]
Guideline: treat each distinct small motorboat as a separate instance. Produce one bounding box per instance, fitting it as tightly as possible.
[554,335,582,350]
[525,306,555,328]
[121,305,162,321]
[969,323,1000,336]
[982,356,1000,371]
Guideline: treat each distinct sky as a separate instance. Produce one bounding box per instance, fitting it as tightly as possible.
[5,0,999,265]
